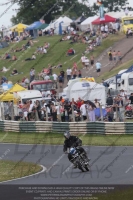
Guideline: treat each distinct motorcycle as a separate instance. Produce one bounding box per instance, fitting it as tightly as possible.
[72,152,90,172]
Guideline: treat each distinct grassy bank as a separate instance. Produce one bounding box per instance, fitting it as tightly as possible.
[0,34,124,83]
[0,132,133,146]
[0,160,42,182]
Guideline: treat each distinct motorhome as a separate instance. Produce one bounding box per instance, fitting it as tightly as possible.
[121,16,133,33]
[109,72,133,95]
[30,80,56,96]
[16,90,42,103]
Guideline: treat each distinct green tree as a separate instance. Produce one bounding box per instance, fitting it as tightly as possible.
[92,0,133,13]
[11,0,93,25]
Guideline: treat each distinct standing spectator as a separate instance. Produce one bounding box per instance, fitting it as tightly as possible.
[129,93,133,105]
[119,89,127,102]
[84,57,89,69]
[66,67,72,81]
[48,65,52,75]
[35,100,41,120]
[30,68,35,82]
[60,70,65,83]
[105,24,108,33]
[22,102,29,121]
[101,25,105,33]
[108,50,113,65]
[78,70,82,78]
[94,99,100,108]
[80,101,87,120]
[60,104,65,122]
[95,60,101,77]
[106,95,113,106]
[58,73,63,88]
[112,50,117,64]
[117,50,122,64]
[72,70,77,79]
[28,100,34,120]
[44,74,50,80]
[72,62,78,72]
[64,101,72,122]
[51,103,57,121]
[88,103,96,122]
[52,73,58,89]
[90,55,94,68]
[81,54,86,68]
[76,98,83,109]
[55,102,61,121]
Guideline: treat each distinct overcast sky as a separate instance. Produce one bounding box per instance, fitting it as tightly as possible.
[0,0,133,28]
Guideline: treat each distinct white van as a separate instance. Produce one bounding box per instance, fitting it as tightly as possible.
[16,90,42,103]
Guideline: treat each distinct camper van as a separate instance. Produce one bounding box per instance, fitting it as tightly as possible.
[30,80,56,96]
[16,90,42,103]
[121,16,133,33]
[109,72,133,93]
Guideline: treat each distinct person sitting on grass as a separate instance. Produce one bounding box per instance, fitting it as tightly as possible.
[42,47,47,54]
[1,66,8,72]
[24,54,36,61]
[9,55,17,61]
[44,42,50,49]
[3,53,11,60]
[11,68,18,76]
[60,35,71,42]
[66,48,75,56]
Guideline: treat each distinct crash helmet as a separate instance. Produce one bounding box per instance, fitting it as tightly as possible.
[64,131,70,139]
[70,147,76,155]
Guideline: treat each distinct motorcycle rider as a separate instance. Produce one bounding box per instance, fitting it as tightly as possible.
[63,131,82,153]
[68,146,90,168]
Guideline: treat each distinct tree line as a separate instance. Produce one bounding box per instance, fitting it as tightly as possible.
[11,0,133,25]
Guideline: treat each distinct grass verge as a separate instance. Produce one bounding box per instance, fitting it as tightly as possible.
[0,132,133,146]
[98,187,133,200]
[0,160,42,182]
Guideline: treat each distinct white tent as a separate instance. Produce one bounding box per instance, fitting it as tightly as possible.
[43,16,73,34]
[63,80,106,105]
[107,11,133,19]
[80,16,98,31]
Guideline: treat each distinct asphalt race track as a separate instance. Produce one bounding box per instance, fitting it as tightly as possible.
[0,144,133,184]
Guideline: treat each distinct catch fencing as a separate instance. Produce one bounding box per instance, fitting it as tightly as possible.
[0,121,132,134]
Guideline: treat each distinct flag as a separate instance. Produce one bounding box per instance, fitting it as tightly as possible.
[99,4,105,21]
[40,19,45,24]
[97,0,102,6]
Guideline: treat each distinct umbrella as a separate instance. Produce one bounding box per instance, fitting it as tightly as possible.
[87,100,96,108]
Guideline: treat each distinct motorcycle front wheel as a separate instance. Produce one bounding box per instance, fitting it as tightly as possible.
[76,161,85,172]
[84,164,90,171]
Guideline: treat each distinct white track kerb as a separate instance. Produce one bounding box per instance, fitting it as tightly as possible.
[0,165,47,184]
